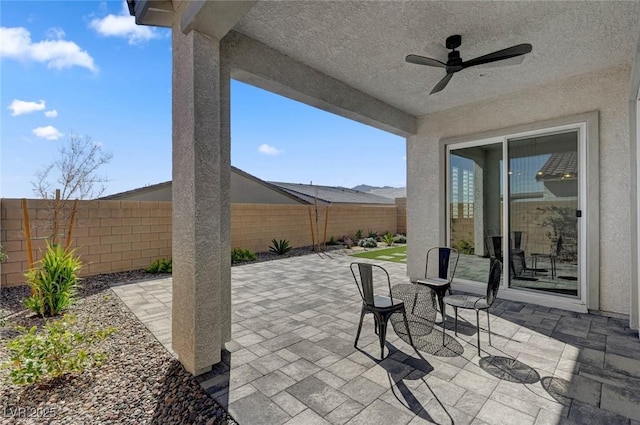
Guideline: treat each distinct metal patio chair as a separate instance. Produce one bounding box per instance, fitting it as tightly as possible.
[414,247,459,320]
[351,262,414,359]
[531,234,563,280]
[442,258,502,356]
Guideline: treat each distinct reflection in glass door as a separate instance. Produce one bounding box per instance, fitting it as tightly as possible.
[508,132,579,296]
[449,142,503,283]
[448,130,581,299]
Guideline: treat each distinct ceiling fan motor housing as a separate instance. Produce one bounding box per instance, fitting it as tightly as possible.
[447,50,463,72]
[445,34,462,50]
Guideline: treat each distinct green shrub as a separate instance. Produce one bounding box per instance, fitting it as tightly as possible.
[24,242,82,317]
[358,237,378,248]
[269,239,291,255]
[231,248,257,264]
[367,230,377,239]
[452,239,474,255]
[146,258,172,273]
[354,229,363,241]
[394,234,407,244]
[0,244,7,263]
[3,315,116,385]
[382,232,395,246]
[326,236,340,246]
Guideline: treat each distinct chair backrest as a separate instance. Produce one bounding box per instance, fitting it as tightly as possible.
[425,247,459,282]
[485,258,502,307]
[350,262,393,306]
[485,236,503,260]
[554,235,563,256]
[512,231,526,251]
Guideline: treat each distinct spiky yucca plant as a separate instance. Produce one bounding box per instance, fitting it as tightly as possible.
[24,242,82,317]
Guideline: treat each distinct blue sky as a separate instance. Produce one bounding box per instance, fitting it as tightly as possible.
[0,1,406,199]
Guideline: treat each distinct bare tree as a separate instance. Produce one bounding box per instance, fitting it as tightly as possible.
[30,133,113,244]
[32,132,113,202]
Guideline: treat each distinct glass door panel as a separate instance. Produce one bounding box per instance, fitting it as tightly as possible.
[449,142,503,283]
[507,132,579,296]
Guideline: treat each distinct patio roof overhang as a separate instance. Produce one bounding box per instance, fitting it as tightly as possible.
[127,0,640,374]
[130,0,640,117]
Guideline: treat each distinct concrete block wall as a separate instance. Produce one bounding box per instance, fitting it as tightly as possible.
[395,197,407,234]
[1,199,398,287]
[0,198,172,287]
[231,203,398,253]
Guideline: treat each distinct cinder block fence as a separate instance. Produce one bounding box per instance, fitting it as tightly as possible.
[1,198,406,287]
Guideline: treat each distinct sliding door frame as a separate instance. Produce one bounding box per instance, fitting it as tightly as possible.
[440,112,599,313]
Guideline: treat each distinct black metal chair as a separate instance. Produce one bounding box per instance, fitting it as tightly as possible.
[351,262,414,359]
[414,247,459,320]
[531,235,562,280]
[442,259,502,356]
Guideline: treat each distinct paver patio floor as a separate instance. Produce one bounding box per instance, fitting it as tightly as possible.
[110,253,640,425]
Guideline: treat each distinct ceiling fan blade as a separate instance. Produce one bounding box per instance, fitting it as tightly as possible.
[430,73,454,95]
[406,54,446,68]
[463,44,532,69]
[477,55,525,68]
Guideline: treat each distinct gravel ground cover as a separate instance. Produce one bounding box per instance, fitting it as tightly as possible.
[0,244,359,424]
[0,270,236,425]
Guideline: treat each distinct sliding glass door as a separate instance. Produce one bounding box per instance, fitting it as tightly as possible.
[448,129,581,299]
[507,132,579,297]
[449,141,504,283]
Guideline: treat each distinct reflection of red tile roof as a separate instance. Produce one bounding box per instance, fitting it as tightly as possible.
[536,152,577,181]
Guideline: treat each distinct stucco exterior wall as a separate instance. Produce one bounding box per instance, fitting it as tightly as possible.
[408,65,631,315]
[230,172,301,204]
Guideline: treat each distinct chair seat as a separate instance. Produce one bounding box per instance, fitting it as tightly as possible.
[415,277,449,287]
[443,294,490,310]
[370,295,403,309]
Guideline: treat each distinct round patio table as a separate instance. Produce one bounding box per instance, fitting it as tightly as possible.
[390,283,437,345]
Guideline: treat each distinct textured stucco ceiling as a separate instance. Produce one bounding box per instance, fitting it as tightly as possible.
[234,1,640,116]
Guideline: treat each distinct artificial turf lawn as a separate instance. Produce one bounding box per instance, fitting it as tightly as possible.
[349,245,407,263]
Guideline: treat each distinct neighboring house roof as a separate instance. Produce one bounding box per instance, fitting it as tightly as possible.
[368,187,406,199]
[268,182,395,205]
[101,167,394,205]
[100,181,172,200]
[536,152,578,181]
[100,166,308,203]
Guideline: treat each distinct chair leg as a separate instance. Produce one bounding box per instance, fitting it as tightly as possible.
[442,302,446,346]
[402,309,414,348]
[411,293,418,315]
[354,308,366,348]
[487,310,492,347]
[476,309,481,357]
[374,315,379,335]
[377,315,388,359]
[454,306,459,336]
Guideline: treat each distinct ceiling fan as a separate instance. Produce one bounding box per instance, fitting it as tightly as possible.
[406,35,532,95]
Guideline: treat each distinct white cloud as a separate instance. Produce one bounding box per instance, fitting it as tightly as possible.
[0,26,97,72]
[33,125,63,140]
[44,109,58,118]
[7,99,46,116]
[46,27,65,40]
[258,144,282,156]
[89,1,162,45]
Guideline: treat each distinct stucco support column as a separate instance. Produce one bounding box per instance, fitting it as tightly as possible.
[172,27,231,375]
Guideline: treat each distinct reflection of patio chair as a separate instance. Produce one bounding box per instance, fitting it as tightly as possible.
[351,262,413,359]
[531,235,562,280]
[414,247,459,320]
[443,258,502,356]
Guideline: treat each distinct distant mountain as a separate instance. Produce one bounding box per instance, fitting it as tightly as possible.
[351,184,406,199]
[351,184,394,192]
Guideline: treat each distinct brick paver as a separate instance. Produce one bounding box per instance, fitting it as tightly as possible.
[110,254,640,425]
